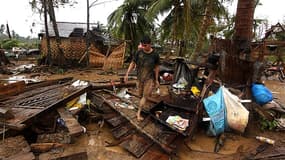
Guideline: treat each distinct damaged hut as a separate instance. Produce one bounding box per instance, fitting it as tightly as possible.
[39,22,126,69]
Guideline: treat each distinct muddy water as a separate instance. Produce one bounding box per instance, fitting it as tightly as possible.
[264,80,285,104]
[70,123,135,160]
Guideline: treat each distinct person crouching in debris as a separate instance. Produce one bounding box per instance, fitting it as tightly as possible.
[124,36,160,121]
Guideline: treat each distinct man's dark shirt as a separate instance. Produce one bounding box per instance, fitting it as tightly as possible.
[133,49,160,82]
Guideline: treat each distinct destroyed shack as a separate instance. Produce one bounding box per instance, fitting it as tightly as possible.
[252,22,285,62]
[39,22,126,69]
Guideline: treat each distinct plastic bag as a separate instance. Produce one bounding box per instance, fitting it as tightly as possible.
[223,87,249,133]
[251,83,273,105]
[203,87,226,136]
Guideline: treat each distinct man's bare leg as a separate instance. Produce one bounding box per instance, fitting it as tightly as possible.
[137,97,146,121]
[137,80,153,121]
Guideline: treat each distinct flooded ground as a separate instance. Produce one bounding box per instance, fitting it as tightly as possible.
[1,59,284,160]
[265,80,285,104]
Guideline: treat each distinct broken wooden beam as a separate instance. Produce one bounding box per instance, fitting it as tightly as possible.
[0,121,26,130]
[31,143,65,153]
[0,107,14,119]
[25,77,73,92]
[37,133,71,144]
[102,98,175,154]
[0,81,25,98]
[39,150,87,160]
[57,107,84,137]
[91,81,136,90]
[0,82,89,132]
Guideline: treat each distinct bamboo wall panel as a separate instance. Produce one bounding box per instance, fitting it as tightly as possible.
[40,37,125,68]
[103,42,126,70]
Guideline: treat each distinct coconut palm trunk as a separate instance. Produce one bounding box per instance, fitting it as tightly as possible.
[220,0,255,84]
[190,0,212,62]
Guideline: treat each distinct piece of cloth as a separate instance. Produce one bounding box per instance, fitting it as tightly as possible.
[133,49,160,82]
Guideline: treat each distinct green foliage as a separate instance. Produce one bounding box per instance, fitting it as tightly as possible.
[265,55,285,63]
[1,39,20,49]
[259,118,278,131]
[107,0,154,55]
[276,32,285,41]
[56,68,65,74]
[0,34,39,50]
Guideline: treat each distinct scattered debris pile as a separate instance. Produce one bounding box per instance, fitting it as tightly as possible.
[0,57,284,160]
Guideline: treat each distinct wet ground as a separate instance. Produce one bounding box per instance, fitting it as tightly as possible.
[265,80,285,104]
[1,59,285,160]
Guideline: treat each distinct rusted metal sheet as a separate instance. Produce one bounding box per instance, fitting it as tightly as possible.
[120,134,153,158]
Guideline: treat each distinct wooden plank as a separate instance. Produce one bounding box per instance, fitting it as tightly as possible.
[91,81,136,90]
[0,85,89,131]
[120,134,154,158]
[37,133,71,144]
[111,123,134,139]
[57,107,83,137]
[139,146,170,160]
[100,93,176,154]
[106,115,127,127]
[0,121,26,130]
[0,81,25,98]
[24,77,73,92]
[0,107,14,119]
[91,90,178,154]
[39,150,88,160]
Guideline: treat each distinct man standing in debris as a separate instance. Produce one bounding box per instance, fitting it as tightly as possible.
[124,36,160,121]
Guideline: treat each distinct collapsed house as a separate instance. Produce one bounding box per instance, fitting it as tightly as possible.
[39,22,126,69]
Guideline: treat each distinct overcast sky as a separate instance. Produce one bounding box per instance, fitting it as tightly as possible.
[0,0,284,38]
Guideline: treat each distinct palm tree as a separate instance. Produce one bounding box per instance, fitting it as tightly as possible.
[107,0,153,56]
[190,0,230,62]
[219,0,255,84]
[146,0,193,57]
